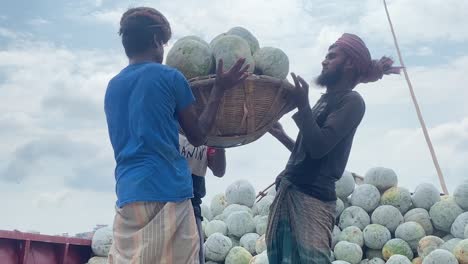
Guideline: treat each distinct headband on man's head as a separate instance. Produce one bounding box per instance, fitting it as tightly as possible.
[333,33,402,84]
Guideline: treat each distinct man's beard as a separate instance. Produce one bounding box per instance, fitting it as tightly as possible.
[315,63,344,88]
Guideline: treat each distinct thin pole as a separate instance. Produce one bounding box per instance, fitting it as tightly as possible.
[383,0,449,194]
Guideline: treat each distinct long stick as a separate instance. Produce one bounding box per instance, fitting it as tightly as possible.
[383,0,449,194]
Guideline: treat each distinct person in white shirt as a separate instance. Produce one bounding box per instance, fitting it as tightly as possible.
[179,134,226,263]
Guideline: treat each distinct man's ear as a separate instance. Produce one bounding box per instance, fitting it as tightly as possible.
[153,35,162,48]
[343,58,354,71]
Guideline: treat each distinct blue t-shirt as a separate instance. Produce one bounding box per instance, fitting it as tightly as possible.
[104,62,195,207]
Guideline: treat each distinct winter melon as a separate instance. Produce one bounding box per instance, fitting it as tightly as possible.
[339,206,370,230]
[166,38,213,79]
[205,233,233,262]
[351,184,381,213]
[364,167,398,192]
[371,205,404,233]
[429,199,463,233]
[225,180,256,207]
[411,183,440,210]
[363,224,391,249]
[380,187,413,214]
[227,26,260,54]
[422,249,458,264]
[225,246,252,264]
[382,238,414,260]
[211,35,254,73]
[253,47,289,79]
[334,241,363,264]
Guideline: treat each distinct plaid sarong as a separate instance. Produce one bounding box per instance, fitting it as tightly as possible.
[108,200,200,264]
[266,179,335,264]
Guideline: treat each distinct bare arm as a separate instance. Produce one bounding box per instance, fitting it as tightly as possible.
[269,122,295,152]
[178,59,250,147]
[207,148,226,177]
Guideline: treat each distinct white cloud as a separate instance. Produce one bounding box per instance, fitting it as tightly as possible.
[28,18,50,26]
[358,0,468,44]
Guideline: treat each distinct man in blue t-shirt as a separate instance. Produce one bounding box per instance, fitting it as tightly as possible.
[104,7,249,264]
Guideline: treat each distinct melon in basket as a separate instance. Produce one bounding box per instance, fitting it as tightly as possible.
[186,74,296,147]
[166,38,213,79]
[211,35,255,73]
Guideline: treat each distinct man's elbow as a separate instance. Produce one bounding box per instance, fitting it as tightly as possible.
[186,134,206,147]
[213,170,226,178]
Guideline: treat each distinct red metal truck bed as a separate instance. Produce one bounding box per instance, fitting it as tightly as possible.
[0,230,92,264]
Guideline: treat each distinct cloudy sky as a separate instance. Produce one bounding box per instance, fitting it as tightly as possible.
[1,0,467,235]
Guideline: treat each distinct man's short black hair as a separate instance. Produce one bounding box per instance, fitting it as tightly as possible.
[118,7,172,58]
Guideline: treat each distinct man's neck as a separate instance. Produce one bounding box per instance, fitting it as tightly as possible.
[326,78,354,93]
[129,53,158,65]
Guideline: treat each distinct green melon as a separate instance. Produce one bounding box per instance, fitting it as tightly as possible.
[417,235,444,259]
[226,211,255,238]
[351,184,381,213]
[227,26,260,54]
[334,241,363,264]
[253,195,274,216]
[371,205,404,233]
[211,35,254,73]
[363,224,391,249]
[225,246,252,264]
[225,180,256,207]
[364,167,398,192]
[429,199,464,233]
[380,187,413,214]
[451,212,468,239]
[240,233,259,255]
[255,234,267,254]
[211,193,228,217]
[205,220,228,237]
[339,206,370,230]
[336,198,345,218]
[453,239,468,264]
[441,238,463,253]
[253,47,289,79]
[422,249,458,264]
[336,171,356,200]
[395,222,426,252]
[201,203,213,221]
[250,251,269,264]
[338,226,364,248]
[382,239,414,260]
[91,226,113,257]
[333,225,342,248]
[454,180,468,210]
[210,33,228,48]
[166,38,213,79]
[411,183,440,210]
[205,233,233,262]
[255,215,268,236]
[404,208,433,235]
[386,255,412,264]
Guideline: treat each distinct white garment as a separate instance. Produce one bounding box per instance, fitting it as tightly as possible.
[179,134,208,177]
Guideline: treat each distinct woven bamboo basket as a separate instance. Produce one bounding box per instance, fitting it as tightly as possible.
[186,74,296,148]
